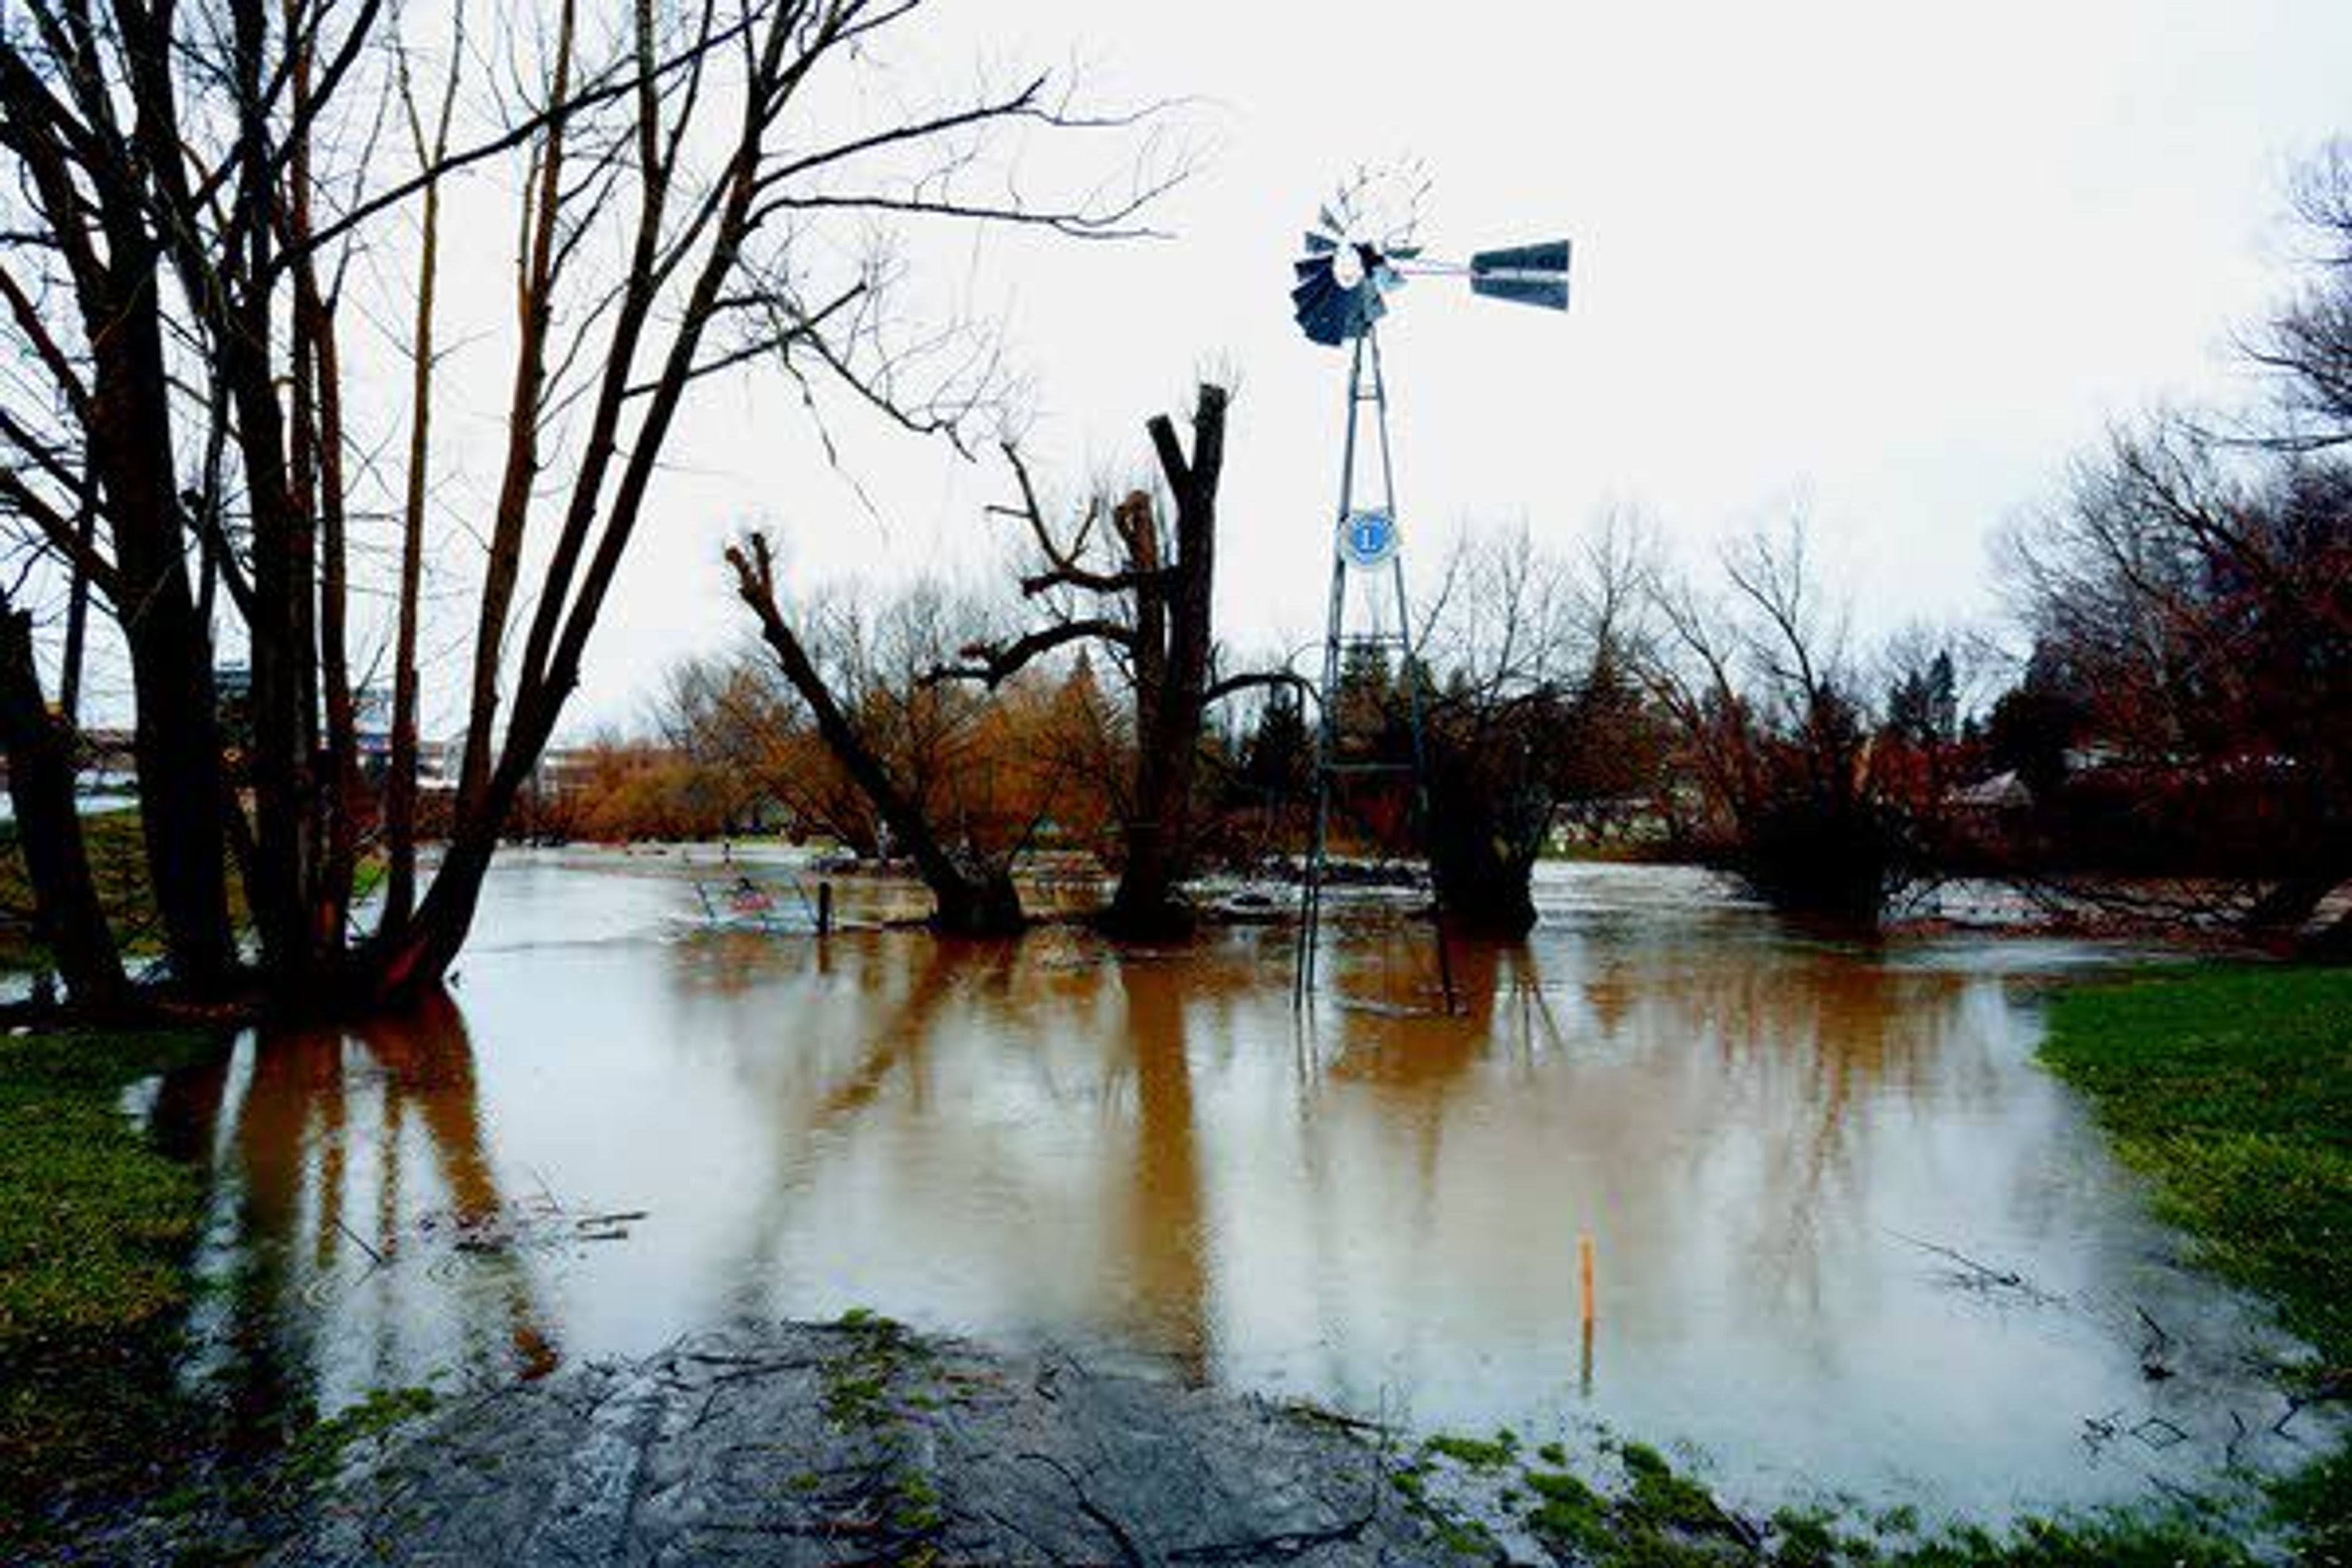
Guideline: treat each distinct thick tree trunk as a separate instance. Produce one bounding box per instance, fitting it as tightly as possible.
[1104,386,1226,939]
[0,609,126,1005]
[233,328,318,984]
[223,0,318,986]
[113,568,236,991]
[1428,831,1540,938]
[85,269,237,993]
[1425,736,1544,939]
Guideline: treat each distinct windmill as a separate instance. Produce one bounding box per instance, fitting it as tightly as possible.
[1289,164,1572,1009]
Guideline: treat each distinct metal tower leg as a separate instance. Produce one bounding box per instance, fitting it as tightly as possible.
[1294,336,1363,1008]
[1294,328,1455,1012]
[1367,334,1458,1011]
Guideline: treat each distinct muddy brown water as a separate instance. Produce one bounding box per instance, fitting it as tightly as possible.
[143,849,2331,1526]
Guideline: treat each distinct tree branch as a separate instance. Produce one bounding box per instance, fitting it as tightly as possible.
[924,617,1134,689]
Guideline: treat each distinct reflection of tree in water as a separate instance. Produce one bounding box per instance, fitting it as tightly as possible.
[707,929,1213,1377]
[358,992,558,1382]
[1291,921,1993,1372]
[1111,959,1211,1381]
[157,992,552,1452]
[1587,940,1981,1317]
[708,935,963,1306]
[807,937,964,1130]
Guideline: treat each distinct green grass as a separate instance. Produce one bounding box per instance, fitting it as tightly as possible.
[1411,1433,2253,1567]
[2039,964,2352,1556]
[1,809,146,968]
[0,1025,221,1548]
[2039,965,2352,1356]
[0,806,385,973]
[1425,1428,1520,1468]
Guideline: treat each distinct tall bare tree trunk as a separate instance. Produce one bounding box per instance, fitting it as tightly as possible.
[287,15,362,962]
[0,608,125,1006]
[1105,385,1224,937]
[382,18,462,939]
[383,206,442,938]
[86,275,236,992]
[222,0,320,985]
[455,0,575,831]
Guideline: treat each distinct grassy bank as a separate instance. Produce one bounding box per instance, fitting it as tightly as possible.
[1396,1428,2256,1566]
[0,809,194,971]
[2040,964,2352,1557]
[0,1026,219,1550]
[0,807,389,975]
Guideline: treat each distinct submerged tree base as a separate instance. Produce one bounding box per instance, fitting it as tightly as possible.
[1095,892,1200,943]
[927,869,1029,938]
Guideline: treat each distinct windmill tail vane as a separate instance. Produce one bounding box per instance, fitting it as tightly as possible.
[1385,240,1572,304]
[1467,239,1572,310]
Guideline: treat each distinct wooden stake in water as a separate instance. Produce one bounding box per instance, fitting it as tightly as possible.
[1578,1232,1597,1395]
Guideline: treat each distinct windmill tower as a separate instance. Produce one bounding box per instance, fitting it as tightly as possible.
[1289,166,1571,1008]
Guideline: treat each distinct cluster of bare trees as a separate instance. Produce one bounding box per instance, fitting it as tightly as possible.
[688,469,1953,940]
[1994,146,2352,952]
[570,134,2352,950]
[1385,516,1959,932]
[1641,526,1943,924]
[725,382,1296,937]
[0,0,1167,1013]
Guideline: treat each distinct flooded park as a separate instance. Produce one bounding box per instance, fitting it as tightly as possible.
[7,0,2352,1557]
[133,850,2329,1531]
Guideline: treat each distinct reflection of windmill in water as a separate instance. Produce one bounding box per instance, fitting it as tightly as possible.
[1289,164,1572,1011]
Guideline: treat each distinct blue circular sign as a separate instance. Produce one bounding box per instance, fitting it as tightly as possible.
[1338,508,1399,570]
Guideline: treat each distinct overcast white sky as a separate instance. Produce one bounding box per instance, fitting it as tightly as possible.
[423,0,2352,733]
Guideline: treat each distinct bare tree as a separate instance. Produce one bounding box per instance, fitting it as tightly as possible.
[0,0,1178,1012]
[928,383,1291,937]
[1413,516,1667,934]
[380,0,466,938]
[726,537,1027,933]
[2003,420,2352,948]
[1646,522,1926,924]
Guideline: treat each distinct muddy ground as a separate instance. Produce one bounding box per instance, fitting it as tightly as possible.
[244,1317,1441,1566]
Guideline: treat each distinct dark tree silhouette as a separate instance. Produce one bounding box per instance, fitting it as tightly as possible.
[933,383,1295,937]
[0,0,1174,1013]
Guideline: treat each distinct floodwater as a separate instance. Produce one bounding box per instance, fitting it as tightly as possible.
[144,848,2331,1525]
